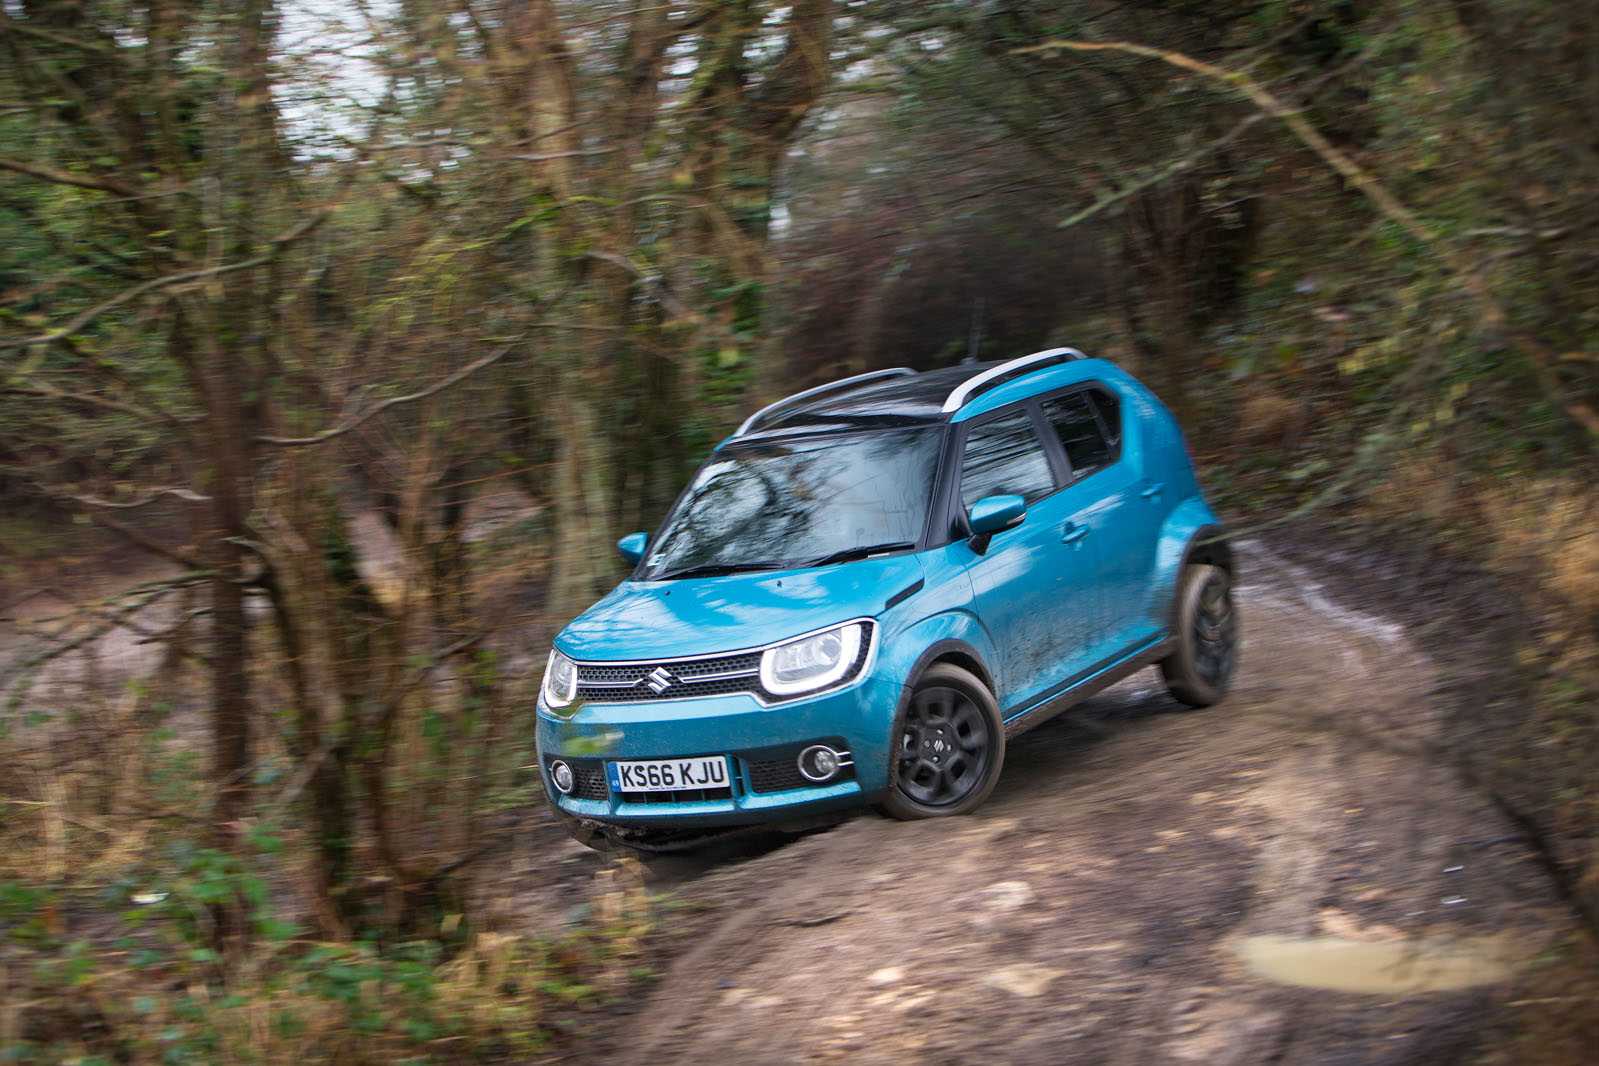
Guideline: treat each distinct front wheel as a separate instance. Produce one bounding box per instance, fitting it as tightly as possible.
[1159,563,1239,707]
[879,663,1005,820]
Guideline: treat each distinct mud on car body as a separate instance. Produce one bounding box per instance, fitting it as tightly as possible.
[536,349,1238,850]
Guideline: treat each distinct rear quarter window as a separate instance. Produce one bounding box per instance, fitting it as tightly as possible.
[1043,389,1120,479]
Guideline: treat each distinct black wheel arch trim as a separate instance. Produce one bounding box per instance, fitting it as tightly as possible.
[1180,524,1233,573]
[900,639,995,696]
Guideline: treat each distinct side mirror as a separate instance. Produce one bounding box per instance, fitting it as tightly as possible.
[967,494,1025,554]
[617,532,648,566]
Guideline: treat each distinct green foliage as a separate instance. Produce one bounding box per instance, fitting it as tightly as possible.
[2,842,650,1065]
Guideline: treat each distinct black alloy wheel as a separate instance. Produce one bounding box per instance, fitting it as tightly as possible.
[880,663,1004,819]
[1160,563,1239,707]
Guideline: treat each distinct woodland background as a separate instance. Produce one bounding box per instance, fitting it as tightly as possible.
[1,0,1596,1062]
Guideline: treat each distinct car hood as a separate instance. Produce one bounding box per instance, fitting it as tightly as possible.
[556,555,926,661]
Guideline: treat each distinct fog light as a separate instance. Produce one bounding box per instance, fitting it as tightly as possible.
[550,760,575,795]
[798,745,844,783]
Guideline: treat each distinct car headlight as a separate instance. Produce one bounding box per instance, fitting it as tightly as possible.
[543,648,578,709]
[760,622,867,697]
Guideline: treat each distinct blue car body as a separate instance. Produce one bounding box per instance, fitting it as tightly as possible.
[536,350,1233,847]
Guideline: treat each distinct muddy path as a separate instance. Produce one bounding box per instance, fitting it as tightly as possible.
[0,535,1576,1064]
[549,541,1572,1066]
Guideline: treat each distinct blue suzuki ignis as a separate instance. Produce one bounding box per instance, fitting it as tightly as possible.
[537,349,1237,850]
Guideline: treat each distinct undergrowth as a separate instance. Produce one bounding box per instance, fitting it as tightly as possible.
[0,539,646,1065]
[0,822,651,1064]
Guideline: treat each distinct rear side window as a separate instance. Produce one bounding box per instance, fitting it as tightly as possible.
[959,410,1056,509]
[1043,389,1119,478]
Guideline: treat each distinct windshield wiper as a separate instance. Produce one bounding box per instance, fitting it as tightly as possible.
[804,541,917,568]
[652,560,793,581]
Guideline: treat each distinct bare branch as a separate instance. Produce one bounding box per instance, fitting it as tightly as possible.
[255,338,525,447]
[0,15,114,54]
[0,155,143,199]
[1056,113,1266,231]
[1023,37,1599,443]
[257,276,606,446]
[69,486,212,510]
[0,587,72,619]
[500,148,618,162]
[259,742,336,824]
[2,579,200,711]
[1,381,179,425]
[0,210,329,353]
[585,248,693,318]
[90,513,208,570]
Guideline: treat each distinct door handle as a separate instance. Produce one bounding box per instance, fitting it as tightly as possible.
[1062,523,1090,545]
[1140,481,1166,500]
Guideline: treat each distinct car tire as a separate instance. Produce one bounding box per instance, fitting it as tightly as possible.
[880,662,1005,820]
[1159,563,1239,707]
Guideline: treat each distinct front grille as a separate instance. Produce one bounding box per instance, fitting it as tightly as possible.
[576,652,763,704]
[570,622,874,707]
[618,787,734,805]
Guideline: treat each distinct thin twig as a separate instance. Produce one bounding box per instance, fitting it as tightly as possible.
[89,514,208,570]
[255,338,524,446]
[0,155,140,197]
[1056,113,1266,231]
[0,16,115,54]
[0,210,328,352]
[1022,36,1599,443]
[69,486,211,509]
[0,382,179,425]
[258,743,335,824]
[501,148,618,162]
[255,283,594,447]
[2,584,184,711]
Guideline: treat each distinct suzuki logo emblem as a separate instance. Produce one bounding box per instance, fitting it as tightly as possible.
[643,666,677,694]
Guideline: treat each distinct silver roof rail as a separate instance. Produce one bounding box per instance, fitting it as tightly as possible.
[736,367,918,436]
[940,347,1086,413]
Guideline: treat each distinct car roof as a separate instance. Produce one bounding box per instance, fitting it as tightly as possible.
[728,348,1111,444]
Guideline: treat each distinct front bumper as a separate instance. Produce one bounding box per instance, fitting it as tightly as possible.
[535,673,904,827]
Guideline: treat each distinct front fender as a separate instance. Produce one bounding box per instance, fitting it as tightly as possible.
[870,608,997,693]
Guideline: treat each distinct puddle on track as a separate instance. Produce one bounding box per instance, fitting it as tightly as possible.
[1234,934,1523,995]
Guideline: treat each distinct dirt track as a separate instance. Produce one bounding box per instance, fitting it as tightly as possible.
[2,537,1576,1064]
[539,541,1572,1066]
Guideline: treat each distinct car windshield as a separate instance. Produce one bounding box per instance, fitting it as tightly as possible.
[640,428,942,579]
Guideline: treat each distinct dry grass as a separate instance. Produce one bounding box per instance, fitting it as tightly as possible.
[1236,382,1310,453]
[1478,932,1599,1066]
[1478,480,1599,631]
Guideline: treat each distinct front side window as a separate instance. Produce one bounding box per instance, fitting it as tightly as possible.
[1043,389,1118,478]
[641,428,941,579]
[959,410,1056,509]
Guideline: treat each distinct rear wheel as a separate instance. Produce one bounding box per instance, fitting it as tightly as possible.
[1159,563,1238,707]
[880,663,1005,819]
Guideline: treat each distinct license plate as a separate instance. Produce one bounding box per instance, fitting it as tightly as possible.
[607,756,730,793]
